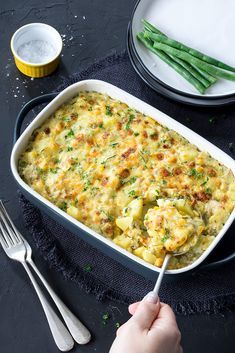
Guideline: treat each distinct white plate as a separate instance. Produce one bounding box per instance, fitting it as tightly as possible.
[11,80,235,274]
[131,0,235,97]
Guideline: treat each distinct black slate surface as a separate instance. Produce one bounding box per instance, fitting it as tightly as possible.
[0,1,234,353]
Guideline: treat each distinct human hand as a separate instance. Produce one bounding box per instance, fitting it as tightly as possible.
[109,292,183,353]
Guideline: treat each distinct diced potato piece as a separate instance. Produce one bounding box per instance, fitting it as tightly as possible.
[127,198,143,219]
[155,258,164,267]
[175,199,194,217]
[133,246,145,258]
[142,250,156,265]
[24,150,37,163]
[116,216,133,231]
[113,236,131,250]
[67,206,81,220]
[179,148,197,162]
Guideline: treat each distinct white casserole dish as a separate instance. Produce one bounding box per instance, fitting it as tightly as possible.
[10,80,235,276]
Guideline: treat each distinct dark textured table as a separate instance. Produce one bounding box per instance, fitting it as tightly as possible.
[0,1,234,352]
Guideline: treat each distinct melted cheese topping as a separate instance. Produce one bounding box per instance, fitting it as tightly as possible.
[19,91,235,269]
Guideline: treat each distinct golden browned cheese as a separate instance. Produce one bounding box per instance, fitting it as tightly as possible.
[19,92,235,269]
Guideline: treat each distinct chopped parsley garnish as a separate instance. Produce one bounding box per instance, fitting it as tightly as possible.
[54,158,60,164]
[161,229,170,243]
[201,177,209,186]
[102,313,110,325]
[115,322,120,328]
[65,129,74,139]
[105,105,112,116]
[125,114,135,130]
[49,168,58,174]
[63,116,71,122]
[101,155,116,165]
[83,180,91,192]
[162,180,167,185]
[205,187,212,194]
[84,264,92,272]
[59,201,67,211]
[110,142,119,148]
[134,132,139,136]
[209,117,217,124]
[88,106,93,111]
[99,123,104,129]
[67,146,73,152]
[128,190,136,197]
[101,210,114,222]
[189,168,203,179]
[129,176,137,184]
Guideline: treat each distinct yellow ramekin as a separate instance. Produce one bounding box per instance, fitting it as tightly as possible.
[10,23,63,78]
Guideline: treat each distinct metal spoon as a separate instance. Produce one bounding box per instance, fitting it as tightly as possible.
[152,250,188,300]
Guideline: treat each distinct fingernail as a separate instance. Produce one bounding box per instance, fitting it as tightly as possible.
[143,291,158,304]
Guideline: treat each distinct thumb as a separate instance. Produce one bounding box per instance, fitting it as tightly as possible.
[130,292,160,330]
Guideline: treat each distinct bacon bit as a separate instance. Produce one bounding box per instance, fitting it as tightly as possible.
[189,161,195,167]
[194,192,211,201]
[104,225,114,235]
[101,177,109,186]
[102,132,110,139]
[170,138,175,144]
[222,195,228,203]
[119,168,130,179]
[208,168,217,177]
[76,134,84,142]
[173,167,182,175]
[122,147,136,159]
[156,153,164,160]
[44,127,50,134]
[163,144,169,149]
[71,113,78,120]
[150,132,158,140]
[96,211,101,215]
[144,121,149,125]
[117,122,122,130]
[86,137,94,146]
[160,167,170,177]
[127,129,133,136]
[100,218,110,224]
[142,131,148,138]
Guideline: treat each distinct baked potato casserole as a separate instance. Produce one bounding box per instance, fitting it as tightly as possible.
[18,91,235,269]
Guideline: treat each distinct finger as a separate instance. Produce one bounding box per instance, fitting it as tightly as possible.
[151,302,177,328]
[128,302,140,315]
[129,294,160,329]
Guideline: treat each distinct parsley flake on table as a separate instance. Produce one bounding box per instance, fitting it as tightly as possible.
[102,313,110,325]
[84,264,92,272]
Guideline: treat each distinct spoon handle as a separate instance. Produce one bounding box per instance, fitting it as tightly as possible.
[153,253,172,299]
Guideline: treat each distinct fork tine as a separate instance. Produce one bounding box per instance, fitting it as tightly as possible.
[0,221,11,248]
[0,201,22,244]
[0,209,20,245]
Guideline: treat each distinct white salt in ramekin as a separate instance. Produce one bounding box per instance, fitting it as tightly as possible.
[10,23,63,78]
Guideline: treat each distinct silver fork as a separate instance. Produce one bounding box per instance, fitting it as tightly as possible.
[0,201,91,345]
[0,202,75,351]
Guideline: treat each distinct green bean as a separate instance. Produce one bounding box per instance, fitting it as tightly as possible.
[167,54,211,88]
[137,33,206,94]
[153,41,235,81]
[190,63,217,84]
[142,20,217,84]
[147,32,235,73]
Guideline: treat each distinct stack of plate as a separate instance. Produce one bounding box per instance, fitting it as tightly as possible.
[127,0,235,106]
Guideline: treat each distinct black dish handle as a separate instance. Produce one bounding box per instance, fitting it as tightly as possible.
[14,94,235,271]
[14,93,58,143]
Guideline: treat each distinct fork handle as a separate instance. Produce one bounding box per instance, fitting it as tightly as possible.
[28,259,91,344]
[21,261,74,352]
